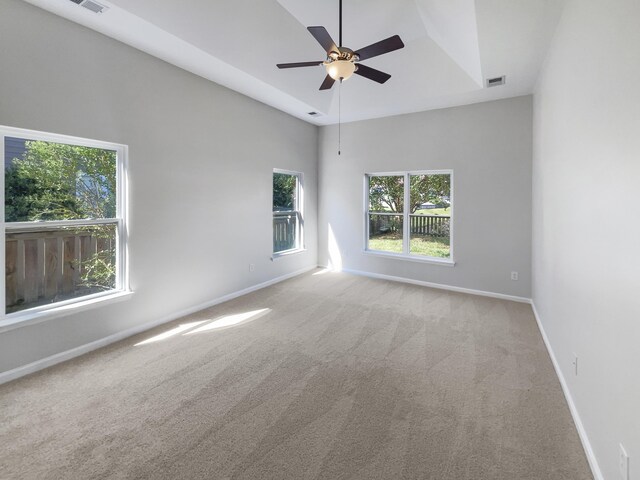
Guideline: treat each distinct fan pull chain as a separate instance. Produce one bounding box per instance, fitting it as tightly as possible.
[338,79,342,156]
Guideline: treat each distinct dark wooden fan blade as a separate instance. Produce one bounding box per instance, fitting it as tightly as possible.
[354,64,391,84]
[277,61,324,69]
[355,35,404,61]
[319,74,336,90]
[308,26,339,54]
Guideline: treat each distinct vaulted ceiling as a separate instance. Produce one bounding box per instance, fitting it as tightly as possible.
[23,0,566,125]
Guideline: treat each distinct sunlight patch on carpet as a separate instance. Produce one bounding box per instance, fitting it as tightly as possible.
[185,308,271,335]
[313,268,332,276]
[135,321,207,346]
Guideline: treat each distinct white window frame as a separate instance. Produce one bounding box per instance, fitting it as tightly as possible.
[364,169,455,266]
[0,125,130,331]
[272,168,304,258]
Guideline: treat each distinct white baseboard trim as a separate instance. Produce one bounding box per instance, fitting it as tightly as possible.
[530,302,604,480]
[0,265,318,386]
[339,268,532,304]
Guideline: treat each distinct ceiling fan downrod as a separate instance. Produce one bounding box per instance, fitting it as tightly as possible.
[339,0,343,48]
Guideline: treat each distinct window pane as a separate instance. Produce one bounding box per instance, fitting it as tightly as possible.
[4,137,116,222]
[368,175,404,213]
[6,223,117,314]
[273,171,302,255]
[273,212,298,253]
[368,214,403,253]
[409,174,451,258]
[273,173,297,212]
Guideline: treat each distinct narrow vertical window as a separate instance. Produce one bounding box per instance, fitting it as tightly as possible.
[3,127,127,316]
[272,170,303,255]
[366,170,453,262]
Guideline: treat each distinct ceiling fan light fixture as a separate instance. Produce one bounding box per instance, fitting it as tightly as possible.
[276,1,404,90]
[325,59,356,81]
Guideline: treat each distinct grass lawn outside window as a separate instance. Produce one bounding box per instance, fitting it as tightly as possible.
[368,232,451,258]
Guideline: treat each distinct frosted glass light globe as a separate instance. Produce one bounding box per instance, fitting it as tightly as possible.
[325,60,356,81]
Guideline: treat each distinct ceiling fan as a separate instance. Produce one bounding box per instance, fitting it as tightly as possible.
[276,0,405,90]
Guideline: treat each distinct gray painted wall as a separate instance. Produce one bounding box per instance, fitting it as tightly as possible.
[533,0,640,478]
[318,97,532,298]
[0,0,318,374]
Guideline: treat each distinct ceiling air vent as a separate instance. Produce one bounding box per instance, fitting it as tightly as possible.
[69,0,108,14]
[486,76,506,88]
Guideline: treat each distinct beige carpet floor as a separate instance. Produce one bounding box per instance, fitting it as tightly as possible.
[0,270,592,480]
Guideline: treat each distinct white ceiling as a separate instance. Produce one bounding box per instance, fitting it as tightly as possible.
[22,0,566,125]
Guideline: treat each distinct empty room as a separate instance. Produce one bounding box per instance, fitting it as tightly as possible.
[0,0,638,479]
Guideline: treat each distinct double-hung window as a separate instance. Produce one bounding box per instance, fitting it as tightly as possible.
[365,170,453,263]
[272,169,303,255]
[2,126,128,319]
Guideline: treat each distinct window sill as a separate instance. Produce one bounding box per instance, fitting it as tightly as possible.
[0,290,134,334]
[271,248,306,260]
[363,250,456,267]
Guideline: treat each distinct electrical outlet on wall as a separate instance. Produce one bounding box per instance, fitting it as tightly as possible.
[572,353,578,376]
[619,443,629,480]
[249,264,255,272]
[511,271,519,281]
